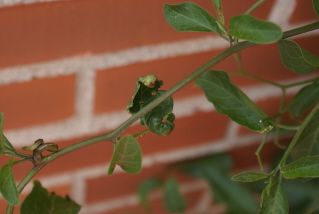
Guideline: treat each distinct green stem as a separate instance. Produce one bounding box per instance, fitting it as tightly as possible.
[279,102,319,166]
[245,0,266,15]
[240,71,283,88]
[133,129,150,139]
[283,77,319,89]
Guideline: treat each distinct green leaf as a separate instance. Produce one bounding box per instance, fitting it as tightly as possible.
[259,181,288,214]
[313,0,319,18]
[212,0,224,25]
[138,178,163,209]
[195,70,273,132]
[290,82,319,117]
[163,177,186,213]
[232,171,269,182]
[228,15,282,44]
[278,39,319,74]
[291,112,319,160]
[108,135,142,175]
[141,90,175,136]
[178,154,258,214]
[0,158,19,206]
[0,113,14,152]
[281,155,319,179]
[164,2,223,37]
[21,181,81,214]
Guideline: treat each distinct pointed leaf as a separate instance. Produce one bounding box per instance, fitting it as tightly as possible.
[195,70,273,132]
[291,112,319,160]
[164,2,223,37]
[281,155,319,179]
[232,171,269,182]
[21,181,81,214]
[314,0,319,18]
[259,182,288,214]
[212,0,224,25]
[290,82,319,117]
[228,15,282,44]
[138,178,163,209]
[108,135,142,175]
[278,39,319,74]
[0,113,14,152]
[0,158,19,206]
[163,177,186,213]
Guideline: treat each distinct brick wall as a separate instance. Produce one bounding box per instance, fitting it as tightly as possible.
[0,0,318,213]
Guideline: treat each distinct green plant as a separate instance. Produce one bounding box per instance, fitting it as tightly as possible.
[0,0,319,213]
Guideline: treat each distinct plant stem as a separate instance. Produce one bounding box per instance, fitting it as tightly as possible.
[133,129,150,139]
[245,0,266,15]
[279,102,319,166]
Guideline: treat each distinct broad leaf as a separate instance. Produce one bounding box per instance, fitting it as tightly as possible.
[0,158,19,206]
[290,82,319,117]
[141,90,175,136]
[21,181,81,214]
[108,135,142,175]
[278,39,319,74]
[291,112,319,160]
[212,0,224,25]
[195,70,273,132]
[259,182,288,214]
[232,171,269,182]
[178,154,258,214]
[314,0,319,18]
[163,177,186,213]
[281,155,319,179]
[164,2,223,37]
[138,178,163,209]
[228,15,282,44]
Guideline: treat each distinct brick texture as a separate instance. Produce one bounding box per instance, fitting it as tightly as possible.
[0,0,318,213]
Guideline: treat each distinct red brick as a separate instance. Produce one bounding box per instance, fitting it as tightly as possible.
[0,0,273,68]
[0,75,75,130]
[289,0,318,24]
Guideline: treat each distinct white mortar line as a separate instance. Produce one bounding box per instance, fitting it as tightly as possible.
[268,0,296,29]
[0,0,68,7]
[5,74,315,146]
[0,36,228,85]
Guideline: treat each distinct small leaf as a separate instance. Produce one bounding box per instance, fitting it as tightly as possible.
[0,158,19,206]
[0,113,14,152]
[232,171,269,182]
[164,2,223,37]
[290,82,319,117]
[163,177,186,213]
[291,112,319,161]
[281,155,319,179]
[21,181,81,214]
[314,0,319,18]
[228,15,282,44]
[108,135,142,175]
[259,181,288,214]
[212,0,224,25]
[278,39,319,74]
[195,70,273,132]
[138,178,163,209]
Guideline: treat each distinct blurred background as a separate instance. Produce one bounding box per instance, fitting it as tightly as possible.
[0,0,318,213]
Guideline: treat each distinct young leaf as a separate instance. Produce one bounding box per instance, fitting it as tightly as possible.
[0,158,19,206]
[0,113,14,152]
[278,39,319,74]
[212,0,224,25]
[228,15,282,44]
[141,90,175,136]
[107,135,142,175]
[163,177,186,213]
[259,181,288,214]
[232,171,269,182]
[195,70,273,133]
[313,0,319,18]
[138,178,163,209]
[21,181,81,214]
[281,155,319,179]
[164,2,223,37]
[289,82,319,117]
[291,112,319,161]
